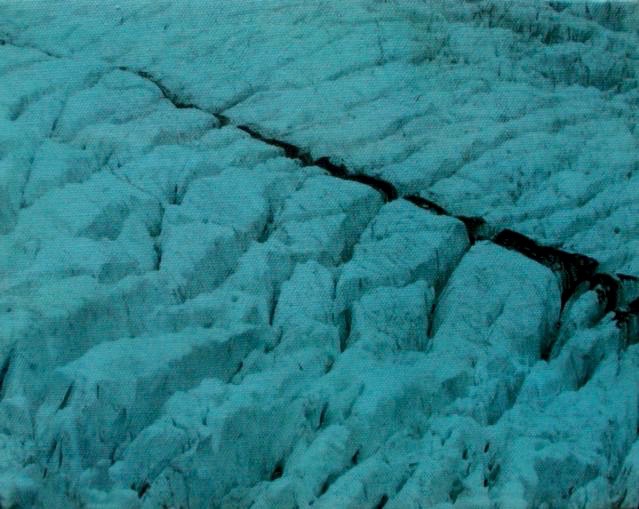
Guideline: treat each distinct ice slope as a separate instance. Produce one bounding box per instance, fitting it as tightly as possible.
[0,0,638,507]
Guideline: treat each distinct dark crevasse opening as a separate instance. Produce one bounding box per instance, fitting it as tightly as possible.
[493,229,599,306]
[237,125,314,165]
[404,194,486,243]
[0,352,12,399]
[589,273,620,313]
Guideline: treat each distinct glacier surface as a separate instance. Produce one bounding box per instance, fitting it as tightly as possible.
[0,1,638,507]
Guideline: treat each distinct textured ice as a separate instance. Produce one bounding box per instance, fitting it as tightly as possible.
[0,1,638,507]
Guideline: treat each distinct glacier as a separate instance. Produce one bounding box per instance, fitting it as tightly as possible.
[0,1,638,507]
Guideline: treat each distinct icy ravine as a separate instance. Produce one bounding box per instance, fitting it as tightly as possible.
[0,1,639,508]
[93,61,638,314]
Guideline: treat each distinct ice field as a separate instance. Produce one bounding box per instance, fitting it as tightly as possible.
[0,1,638,507]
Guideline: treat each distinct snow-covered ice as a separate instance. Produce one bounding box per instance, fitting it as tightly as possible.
[0,0,638,507]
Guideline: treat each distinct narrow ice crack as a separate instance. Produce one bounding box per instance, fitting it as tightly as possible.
[118,67,201,111]
[0,36,63,59]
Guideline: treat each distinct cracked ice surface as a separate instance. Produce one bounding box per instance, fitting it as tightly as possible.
[0,1,638,507]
